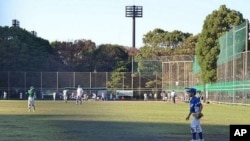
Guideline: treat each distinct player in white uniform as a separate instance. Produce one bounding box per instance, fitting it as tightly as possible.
[63,89,68,103]
[185,88,204,141]
[76,85,83,105]
[27,86,36,112]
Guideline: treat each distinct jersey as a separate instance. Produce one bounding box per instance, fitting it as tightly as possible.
[77,87,83,97]
[171,91,176,97]
[63,90,67,97]
[189,96,202,114]
[27,89,35,97]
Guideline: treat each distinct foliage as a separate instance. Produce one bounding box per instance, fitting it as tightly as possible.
[93,45,130,89]
[196,5,245,84]
[142,28,192,48]
[107,72,127,89]
[139,28,193,60]
[135,29,195,88]
[51,39,96,71]
[0,26,130,73]
[0,26,63,71]
[93,44,129,72]
[4,4,244,89]
[174,35,198,55]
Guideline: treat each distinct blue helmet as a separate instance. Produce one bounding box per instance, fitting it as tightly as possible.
[186,88,196,95]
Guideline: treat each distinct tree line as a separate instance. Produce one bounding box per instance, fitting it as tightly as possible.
[0,5,247,86]
[0,24,195,73]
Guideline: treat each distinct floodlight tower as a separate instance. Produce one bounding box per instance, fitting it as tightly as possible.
[125,5,143,90]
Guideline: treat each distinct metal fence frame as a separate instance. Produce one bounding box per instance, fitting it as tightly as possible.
[0,71,163,100]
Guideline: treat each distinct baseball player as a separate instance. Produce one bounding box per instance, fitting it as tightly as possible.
[27,86,36,112]
[76,85,83,105]
[185,88,204,141]
[63,89,68,103]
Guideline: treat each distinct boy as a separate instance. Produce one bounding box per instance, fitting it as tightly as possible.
[185,88,204,141]
[63,89,68,103]
[76,85,83,104]
[27,86,36,112]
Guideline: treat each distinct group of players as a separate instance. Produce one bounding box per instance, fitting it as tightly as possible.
[27,85,84,112]
[27,86,204,141]
[62,85,84,104]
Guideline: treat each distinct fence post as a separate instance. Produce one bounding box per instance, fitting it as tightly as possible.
[73,72,75,87]
[40,72,42,92]
[8,71,10,99]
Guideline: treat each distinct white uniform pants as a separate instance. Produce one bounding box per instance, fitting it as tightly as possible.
[28,97,35,107]
[190,117,202,133]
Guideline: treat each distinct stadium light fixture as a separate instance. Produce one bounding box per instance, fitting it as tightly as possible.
[125,5,143,91]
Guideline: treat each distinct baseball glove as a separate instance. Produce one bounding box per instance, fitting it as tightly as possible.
[193,113,204,119]
[196,113,204,119]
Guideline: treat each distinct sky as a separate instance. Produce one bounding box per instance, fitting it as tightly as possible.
[0,0,249,48]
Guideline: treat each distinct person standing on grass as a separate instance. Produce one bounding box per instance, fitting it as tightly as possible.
[19,91,23,100]
[110,93,113,100]
[3,91,7,99]
[76,85,83,104]
[154,93,157,101]
[171,90,176,103]
[63,89,68,103]
[101,92,105,101]
[144,93,148,101]
[185,88,204,141]
[161,91,166,101]
[53,92,56,101]
[27,86,36,112]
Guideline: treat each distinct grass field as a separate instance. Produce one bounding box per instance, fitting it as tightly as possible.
[0,100,250,141]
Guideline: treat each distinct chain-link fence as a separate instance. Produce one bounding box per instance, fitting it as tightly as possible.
[0,71,163,100]
[161,55,196,100]
[200,51,250,105]
[194,20,250,105]
[1,22,249,104]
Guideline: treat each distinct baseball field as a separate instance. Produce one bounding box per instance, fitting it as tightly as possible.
[0,100,249,141]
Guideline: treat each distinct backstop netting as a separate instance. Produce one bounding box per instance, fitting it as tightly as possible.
[161,55,195,97]
[196,21,250,104]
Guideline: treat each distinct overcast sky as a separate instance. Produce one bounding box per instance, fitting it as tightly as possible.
[1,0,249,47]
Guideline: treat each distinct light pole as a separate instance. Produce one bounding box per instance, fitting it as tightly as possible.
[125,5,143,90]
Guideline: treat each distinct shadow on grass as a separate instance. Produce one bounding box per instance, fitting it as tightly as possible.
[0,115,229,141]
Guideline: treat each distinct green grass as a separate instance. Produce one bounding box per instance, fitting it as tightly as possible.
[0,100,250,141]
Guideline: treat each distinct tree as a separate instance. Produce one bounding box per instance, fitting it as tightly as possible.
[51,39,96,71]
[104,45,130,90]
[0,26,59,71]
[136,29,194,92]
[93,44,129,72]
[142,28,165,47]
[174,35,198,55]
[196,5,245,84]
[138,29,193,72]
[143,28,192,48]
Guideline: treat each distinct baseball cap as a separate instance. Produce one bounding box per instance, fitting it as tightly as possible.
[186,88,196,95]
